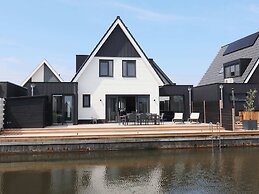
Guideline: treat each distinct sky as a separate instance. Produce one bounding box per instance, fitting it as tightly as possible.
[1,0,259,86]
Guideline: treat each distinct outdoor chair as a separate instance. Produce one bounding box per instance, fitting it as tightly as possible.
[188,112,200,123]
[160,113,165,124]
[127,113,137,125]
[139,113,149,125]
[119,115,127,125]
[172,113,184,123]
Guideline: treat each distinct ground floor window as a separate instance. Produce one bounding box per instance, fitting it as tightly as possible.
[160,95,185,120]
[106,95,150,122]
[83,94,90,107]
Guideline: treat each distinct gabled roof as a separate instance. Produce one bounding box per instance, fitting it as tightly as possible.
[148,59,174,85]
[71,16,173,85]
[21,59,63,86]
[199,31,259,86]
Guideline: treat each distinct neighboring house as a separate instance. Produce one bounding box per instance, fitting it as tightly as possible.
[199,32,259,86]
[72,16,174,123]
[22,59,63,87]
[194,31,259,129]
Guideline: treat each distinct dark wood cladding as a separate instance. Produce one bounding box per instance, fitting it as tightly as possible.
[159,85,192,121]
[193,84,220,102]
[95,25,140,57]
[193,83,259,130]
[24,82,78,125]
[5,96,48,128]
[0,82,27,98]
[24,82,78,96]
[76,55,89,73]
[248,61,259,83]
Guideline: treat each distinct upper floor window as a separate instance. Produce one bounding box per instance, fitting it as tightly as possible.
[99,60,113,77]
[224,63,240,78]
[122,60,136,77]
[223,58,251,78]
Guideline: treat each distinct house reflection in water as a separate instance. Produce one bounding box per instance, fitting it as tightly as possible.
[1,149,259,193]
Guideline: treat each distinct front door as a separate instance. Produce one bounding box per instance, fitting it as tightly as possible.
[52,95,74,124]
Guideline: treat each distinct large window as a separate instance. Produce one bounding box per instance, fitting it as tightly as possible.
[224,63,240,78]
[159,96,170,111]
[122,60,136,77]
[83,94,90,107]
[160,95,184,112]
[99,60,113,77]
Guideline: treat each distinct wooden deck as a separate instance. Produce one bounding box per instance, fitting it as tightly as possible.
[1,122,259,141]
[0,122,232,140]
[1,122,259,153]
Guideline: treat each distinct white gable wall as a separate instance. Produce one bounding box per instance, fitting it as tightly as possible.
[31,64,44,82]
[78,56,161,120]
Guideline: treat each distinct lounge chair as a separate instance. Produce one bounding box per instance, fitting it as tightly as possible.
[188,112,200,123]
[172,113,184,123]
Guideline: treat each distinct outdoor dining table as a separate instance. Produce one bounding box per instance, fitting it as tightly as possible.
[120,113,160,125]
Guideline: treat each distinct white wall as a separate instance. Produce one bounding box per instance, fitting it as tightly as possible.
[77,57,161,120]
[31,64,44,82]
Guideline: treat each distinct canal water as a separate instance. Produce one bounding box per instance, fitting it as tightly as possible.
[0,147,259,194]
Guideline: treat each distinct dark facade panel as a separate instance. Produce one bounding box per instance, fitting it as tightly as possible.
[159,85,192,121]
[193,84,220,102]
[24,82,78,97]
[0,82,27,98]
[5,96,48,128]
[76,55,89,73]
[248,60,259,84]
[193,101,219,124]
[95,25,140,57]
[223,32,259,55]
[193,83,259,130]
[0,83,7,98]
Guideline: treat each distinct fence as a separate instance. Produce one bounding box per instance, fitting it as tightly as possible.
[0,98,5,129]
[4,96,48,128]
[193,101,234,130]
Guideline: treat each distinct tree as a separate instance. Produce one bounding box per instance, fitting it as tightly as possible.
[244,89,257,112]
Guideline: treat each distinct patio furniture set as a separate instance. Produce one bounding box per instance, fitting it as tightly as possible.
[120,113,162,125]
[120,112,200,125]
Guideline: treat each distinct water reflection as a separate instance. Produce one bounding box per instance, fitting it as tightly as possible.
[0,148,259,194]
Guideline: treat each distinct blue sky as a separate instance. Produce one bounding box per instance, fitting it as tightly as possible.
[1,0,259,86]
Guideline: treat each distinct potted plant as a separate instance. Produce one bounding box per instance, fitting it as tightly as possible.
[242,89,258,130]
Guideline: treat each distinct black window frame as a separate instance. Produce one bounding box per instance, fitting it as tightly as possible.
[224,63,240,78]
[83,94,90,108]
[99,60,113,77]
[122,60,136,77]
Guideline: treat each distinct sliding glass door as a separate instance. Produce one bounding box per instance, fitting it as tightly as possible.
[106,96,118,122]
[106,95,150,122]
[137,96,149,113]
[52,95,74,124]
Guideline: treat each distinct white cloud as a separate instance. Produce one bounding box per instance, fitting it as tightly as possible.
[113,2,200,22]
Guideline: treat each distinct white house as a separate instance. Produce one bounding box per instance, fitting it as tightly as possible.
[72,16,173,123]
